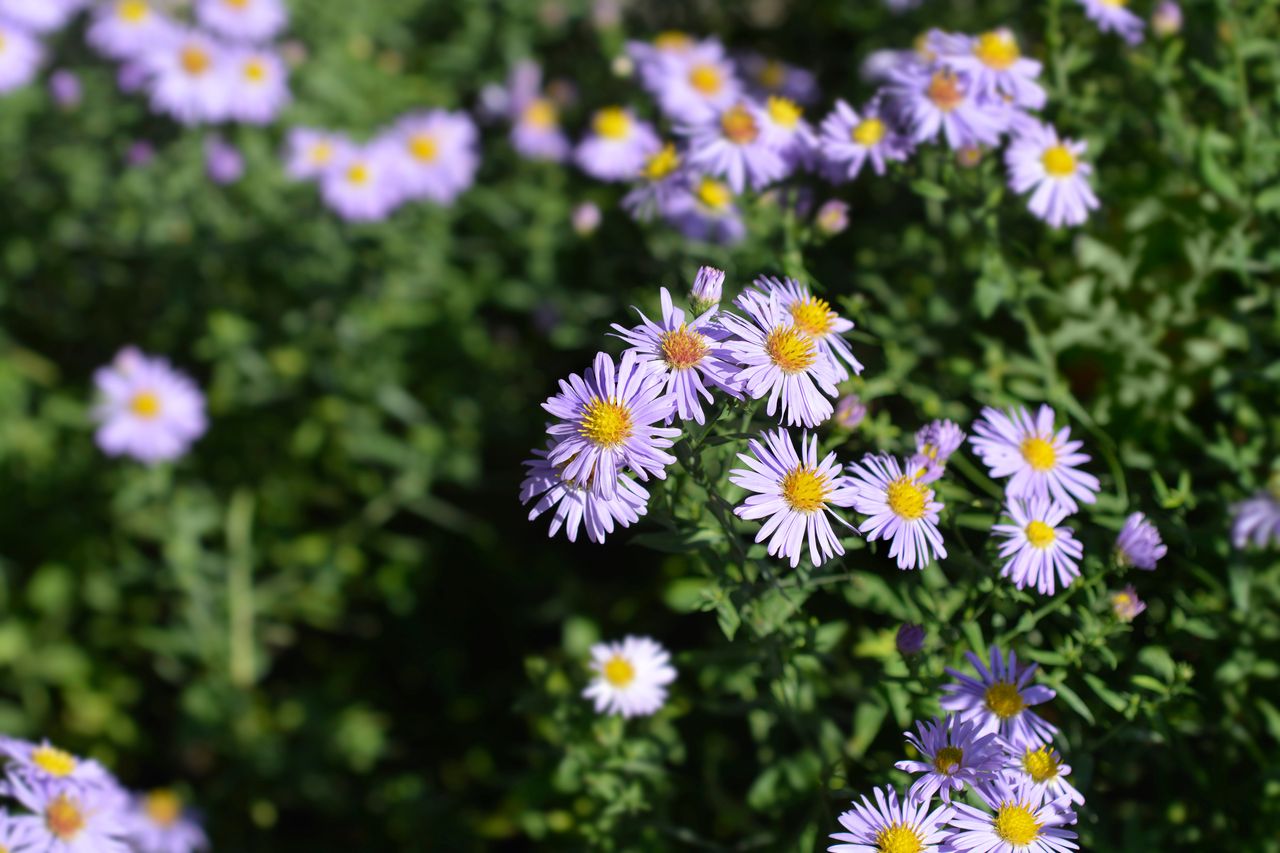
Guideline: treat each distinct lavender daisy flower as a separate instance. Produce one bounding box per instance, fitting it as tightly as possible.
[817,99,910,181]
[846,454,946,570]
[895,716,1003,804]
[932,28,1046,110]
[625,30,697,88]
[828,785,953,853]
[1115,511,1166,569]
[542,350,680,499]
[815,199,850,235]
[739,53,819,105]
[1006,121,1099,228]
[503,59,570,162]
[284,127,348,181]
[519,445,649,544]
[941,645,1058,745]
[834,394,866,430]
[760,96,817,171]
[651,39,742,125]
[999,738,1085,807]
[969,404,1101,511]
[574,107,661,182]
[0,738,117,793]
[1152,1,1183,37]
[896,622,926,655]
[993,497,1083,596]
[729,428,859,568]
[908,419,965,483]
[49,69,81,108]
[945,776,1078,853]
[10,774,131,852]
[88,1,179,61]
[745,276,862,382]
[195,0,287,43]
[663,176,747,245]
[571,201,601,236]
[126,789,209,853]
[621,142,685,221]
[1111,585,1147,622]
[1076,0,1145,45]
[718,293,839,427]
[0,18,43,93]
[884,64,1007,150]
[320,142,402,222]
[583,636,676,718]
[226,46,289,124]
[684,100,789,193]
[93,347,207,464]
[204,135,244,185]
[142,29,232,125]
[690,264,724,312]
[0,0,81,33]
[387,110,480,205]
[610,287,737,424]
[1231,485,1280,549]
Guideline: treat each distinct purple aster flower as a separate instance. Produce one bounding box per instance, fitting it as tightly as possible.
[583,636,676,718]
[1231,486,1280,549]
[744,276,862,382]
[574,106,661,182]
[126,789,209,853]
[828,785,953,853]
[195,0,287,43]
[625,31,699,88]
[117,60,148,94]
[760,96,817,171]
[833,394,866,430]
[542,350,680,499]
[0,0,81,33]
[970,404,1101,511]
[225,46,289,124]
[87,1,179,61]
[815,199,850,235]
[385,110,480,205]
[729,428,860,568]
[884,64,1008,150]
[519,445,649,544]
[896,622,926,655]
[0,18,43,93]
[999,737,1085,807]
[610,287,738,425]
[283,127,348,181]
[0,738,117,795]
[896,716,1003,804]
[621,142,685,221]
[1152,1,1183,37]
[817,99,911,181]
[320,142,402,222]
[662,176,746,245]
[929,28,1046,110]
[690,264,724,312]
[1076,0,1145,45]
[501,60,570,162]
[683,100,789,193]
[941,645,1058,745]
[49,69,81,108]
[907,419,965,483]
[846,453,946,570]
[993,496,1083,596]
[1111,584,1147,622]
[860,48,923,84]
[650,39,742,125]
[571,201,601,236]
[127,140,156,167]
[1006,121,1100,228]
[142,29,232,125]
[945,775,1078,853]
[10,775,131,853]
[204,135,244,185]
[1115,511,1166,569]
[93,347,207,464]
[718,292,839,427]
[738,53,819,105]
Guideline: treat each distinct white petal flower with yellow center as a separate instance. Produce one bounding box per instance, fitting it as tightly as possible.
[583,636,676,718]
[846,454,946,571]
[970,404,1101,512]
[993,497,1083,596]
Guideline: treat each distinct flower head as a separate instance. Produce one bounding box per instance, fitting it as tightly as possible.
[683,100,790,193]
[896,622,926,656]
[908,419,966,483]
[0,0,80,33]
[834,394,867,430]
[575,107,661,182]
[0,18,45,94]
[739,53,819,105]
[1230,482,1280,550]
[141,29,232,125]
[284,128,349,181]
[970,404,1100,511]
[10,773,131,852]
[1076,0,1145,45]
[846,454,946,570]
[941,645,1058,745]
[944,775,1078,853]
[884,64,1008,150]
[622,142,687,221]
[649,39,742,125]
[993,497,1083,596]
[0,738,118,795]
[126,788,209,853]
[1006,121,1099,228]
[386,110,480,205]
[895,716,1003,804]
[999,738,1085,807]
[204,135,244,185]
[690,265,725,312]
[1152,1,1183,37]
[520,445,649,544]
[817,99,911,181]
[1115,511,1166,569]
[828,785,953,853]
[88,1,180,61]
[661,176,747,245]
[320,141,403,222]
[930,28,1046,110]
[195,0,288,43]
[225,46,290,124]
[815,199,851,235]
[744,276,863,382]
[93,347,207,465]
[1111,585,1147,622]
[583,636,676,718]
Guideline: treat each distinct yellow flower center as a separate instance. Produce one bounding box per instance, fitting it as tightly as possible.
[580,398,633,448]
[309,141,333,166]
[766,96,802,129]
[975,30,1020,70]
[641,143,680,181]
[225,0,251,8]
[180,45,211,76]
[1112,591,1134,612]
[1022,747,1060,783]
[926,71,963,112]
[145,789,183,827]
[933,745,964,775]
[1101,0,1128,6]
[695,177,732,210]
[117,0,149,22]
[346,163,370,186]
[653,31,691,52]
[409,133,439,163]
[129,391,162,420]
[1041,145,1077,177]
[874,823,924,853]
[243,58,267,83]
[994,802,1042,846]
[852,117,886,147]
[764,326,817,374]
[1024,520,1056,549]
[592,107,631,141]
[759,59,787,91]
[46,794,86,840]
[32,745,78,777]
[660,325,709,370]
[522,98,557,129]
[984,682,1026,719]
[688,63,724,95]
[1020,436,1057,471]
[720,105,760,144]
[781,466,831,513]
[602,655,635,687]
[788,296,835,337]
[886,476,927,520]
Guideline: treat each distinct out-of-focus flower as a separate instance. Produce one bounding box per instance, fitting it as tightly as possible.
[969,404,1100,511]
[88,1,179,61]
[930,28,1046,110]
[93,347,208,464]
[195,0,288,43]
[205,135,244,184]
[386,110,480,205]
[626,30,698,88]
[320,142,402,222]
[1115,511,1166,569]
[520,445,650,544]
[583,636,676,718]
[0,18,43,93]
[1005,121,1100,228]
[896,716,1003,804]
[503,60,571,162]
[833,394,866,430]
[944,776,1078,852]
[226,46,290,124]
[815,199,850,235]
[1152,1,1183,37]
[683,100,789,193]
[572,201,601,235]
[0,0,81,34]
[662,176,746,245]
[847,453,946,570]
[622,143,685,221]
[10,775,132,852]
[142,29,232,125]
[941,645,1058,744]
[1231,483,1280,550]
[126,788,210,853]
[738,53,819,105]
[49,69,81,108]
[829,786,953,853]
[992,496,1083,596]
[907,419,965,483]
[1076,0,1145,45]
[896,622,926,655]
[817,99,912,181]
[0,738,117,794]
[127,140,157,167]
[650,39,742,124]
[884,65,1008,150]
[574,106,661,182]
[1111,584,1147,622]
[284,127,348,181]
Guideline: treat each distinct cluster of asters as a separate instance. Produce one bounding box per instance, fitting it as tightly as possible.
[830,645,1082,853]
[0,736,206,853]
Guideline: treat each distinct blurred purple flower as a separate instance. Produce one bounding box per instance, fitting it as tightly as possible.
[205,136,244,185]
